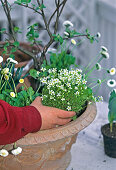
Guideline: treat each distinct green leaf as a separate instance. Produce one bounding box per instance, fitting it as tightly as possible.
[13,41,20,47]
[10,47,17,53]
[29,69,38,79]
[14,26,19,32]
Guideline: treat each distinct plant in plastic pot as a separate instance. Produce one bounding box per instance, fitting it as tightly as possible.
[101,86,116,158]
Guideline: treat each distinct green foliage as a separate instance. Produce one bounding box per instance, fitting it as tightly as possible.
[108,90,116,132]
[0,87,39,107]
[42,50,75,71]
[52,34,63,44]
[0,57,39,107]
[14,0,31,5]
[26,23,40,44]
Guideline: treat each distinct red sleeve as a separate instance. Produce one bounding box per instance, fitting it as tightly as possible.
[0,99,42,145]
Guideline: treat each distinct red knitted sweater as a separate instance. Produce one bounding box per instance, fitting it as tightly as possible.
[0,99,42,145]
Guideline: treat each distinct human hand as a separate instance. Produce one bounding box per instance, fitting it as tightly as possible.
[31,96,76,130]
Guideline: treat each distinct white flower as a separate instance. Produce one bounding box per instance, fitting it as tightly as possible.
[71,39,76,45]
[96,63,101,71]
[107,79,116,87]
[52,68,57,73]
[10,92,16,98]
[49,90,55,95]
[109,68,116,75]
[0,56,3,63]
[61,98,65,101]
[66,83,71,87]
[7,58,18,64]
[4,74,9,80]
[3,68,9,74]
[98,96,103,101]
[101,51,109,59]
[64,31,69,36]
[67,106,71,111]
[101,46,108,52]
[11,147,22,156]
[48,69,52,73]
[96,32,101,38]
[57,92,61,97]
[37,71,40,75]
[41,67,46,72]
[75,91,79,95]
[41,77,47,84]
[0,149,9,157]
[63,20,73,27]
[82,79,87,84]
[75,87,78,90]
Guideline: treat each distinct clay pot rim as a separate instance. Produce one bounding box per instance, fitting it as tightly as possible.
[17,102,97,145]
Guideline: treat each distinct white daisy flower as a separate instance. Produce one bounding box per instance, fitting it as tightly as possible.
[0,56,3,63]
[109,68,116,75]
[101,46,108,52]
[4,74,9,80]
[67,106,71,111]
[3,68,9,74]
[0,149,9,157]
[96,63,101,71]
[63,20,73,27]
[107,79,116,87]
[7,58,18,64]
[11,147,22,156]
[101,51,109,59]
[71,39,76,45]
[10,92,16,98]
[96,32,101,38]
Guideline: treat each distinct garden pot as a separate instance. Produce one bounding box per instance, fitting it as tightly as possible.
[101,123,116,158]
[0,102,97,170]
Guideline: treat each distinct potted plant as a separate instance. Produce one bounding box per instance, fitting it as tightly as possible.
[0,0,112,169]
[101,87,116,158]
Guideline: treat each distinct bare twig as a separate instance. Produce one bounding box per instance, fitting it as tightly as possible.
[14,3,42,15]
[48,0,66,27]
[37,0,52,38]
[59,0,67,16]
[1,0,16,41]
[54,0,60,34]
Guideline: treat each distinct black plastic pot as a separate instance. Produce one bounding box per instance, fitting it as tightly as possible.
[101,123,116,158]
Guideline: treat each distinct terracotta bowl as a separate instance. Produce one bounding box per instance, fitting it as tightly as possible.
[0,102,97,170]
